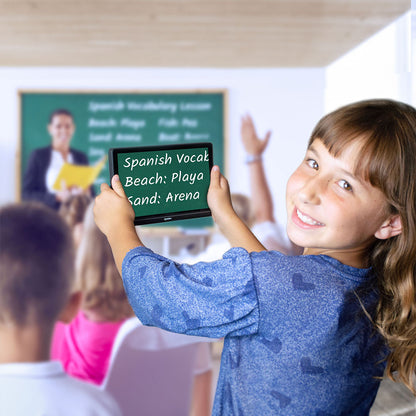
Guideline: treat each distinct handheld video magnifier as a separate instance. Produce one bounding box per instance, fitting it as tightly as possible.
[109,142,213,225]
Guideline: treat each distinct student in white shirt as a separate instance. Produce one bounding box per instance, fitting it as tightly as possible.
[0,202,121,416]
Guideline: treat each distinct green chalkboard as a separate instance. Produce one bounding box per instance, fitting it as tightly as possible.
[19,90,226,228]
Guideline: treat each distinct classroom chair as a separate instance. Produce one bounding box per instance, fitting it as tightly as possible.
[101,317,203,416]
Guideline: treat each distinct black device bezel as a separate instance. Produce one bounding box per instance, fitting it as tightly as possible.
[109,142,213,225]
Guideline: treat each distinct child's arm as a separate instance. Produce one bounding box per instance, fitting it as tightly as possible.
[241,114,302,255]
[93,175,142,274]
[241,114,274,223]
[208,165,266,252]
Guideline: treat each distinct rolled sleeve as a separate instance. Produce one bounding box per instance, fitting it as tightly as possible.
[122,246,259,339]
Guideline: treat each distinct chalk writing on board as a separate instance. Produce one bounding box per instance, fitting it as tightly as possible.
[86,100,212,153]
[88,100,213,114]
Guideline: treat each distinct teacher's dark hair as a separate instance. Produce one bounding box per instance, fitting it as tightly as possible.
[49,108,74,124]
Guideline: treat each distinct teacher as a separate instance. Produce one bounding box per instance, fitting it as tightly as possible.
[22,109,91,210]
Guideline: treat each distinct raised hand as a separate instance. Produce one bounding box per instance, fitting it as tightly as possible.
[241,114,271,156]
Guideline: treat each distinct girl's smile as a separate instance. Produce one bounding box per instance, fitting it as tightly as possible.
[286,138,397,267]
[292,207,325,228]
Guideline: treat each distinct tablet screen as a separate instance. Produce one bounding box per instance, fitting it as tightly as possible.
[109,143,213,225]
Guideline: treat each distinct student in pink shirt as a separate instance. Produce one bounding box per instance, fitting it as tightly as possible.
[52,202,134,385]
[52,202,214,415]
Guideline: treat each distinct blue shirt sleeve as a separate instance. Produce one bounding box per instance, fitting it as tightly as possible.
[122,246,260,338]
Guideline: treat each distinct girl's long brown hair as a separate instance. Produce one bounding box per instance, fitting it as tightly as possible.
[309,99,416,394]
[75,203,133,321]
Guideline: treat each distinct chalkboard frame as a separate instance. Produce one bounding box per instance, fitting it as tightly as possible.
[17,89,228,229]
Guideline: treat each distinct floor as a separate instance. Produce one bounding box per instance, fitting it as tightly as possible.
[210,341,416,415]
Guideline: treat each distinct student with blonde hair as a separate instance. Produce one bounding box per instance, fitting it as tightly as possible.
[52,202,134,385]
[53,203,213,415]
[59,193,92,248]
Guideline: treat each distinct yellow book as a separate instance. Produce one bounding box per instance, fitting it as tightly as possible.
[53,155,107,191]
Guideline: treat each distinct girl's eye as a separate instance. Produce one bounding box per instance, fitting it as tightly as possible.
[338,180,352,192]
[306,159,319,170]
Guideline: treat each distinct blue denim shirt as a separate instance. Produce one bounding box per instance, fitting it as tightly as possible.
[122,246,386,415]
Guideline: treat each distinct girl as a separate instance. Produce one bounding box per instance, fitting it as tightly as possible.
[94,99,416,415]
[52,202,135,385]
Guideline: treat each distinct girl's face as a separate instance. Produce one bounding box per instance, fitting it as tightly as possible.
[48,114,75,152]
[286,138,394,268]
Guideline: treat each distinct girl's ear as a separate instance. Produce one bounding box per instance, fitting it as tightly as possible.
[374,214,402,240]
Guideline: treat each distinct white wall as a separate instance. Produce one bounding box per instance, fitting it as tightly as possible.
[0,67,325,223]
[1,9,413,227]
[325,10,414,111]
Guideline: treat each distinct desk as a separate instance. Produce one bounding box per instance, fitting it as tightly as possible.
[138,227,211,258]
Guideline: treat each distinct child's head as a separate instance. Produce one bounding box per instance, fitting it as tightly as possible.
[287,99,416,259]
[59,194,92,229]
[75,203,133,321]
[59,193,92,247]
[309,99,416,219]
[0,202,75,328]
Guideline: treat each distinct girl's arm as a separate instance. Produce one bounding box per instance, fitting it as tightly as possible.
[94,167,266,275]
[208,166,266,252]
[93,175,142,274]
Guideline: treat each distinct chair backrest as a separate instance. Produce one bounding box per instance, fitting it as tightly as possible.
[101,318,201,416]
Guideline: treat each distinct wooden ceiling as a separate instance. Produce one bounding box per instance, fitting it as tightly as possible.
[0,0,410,67]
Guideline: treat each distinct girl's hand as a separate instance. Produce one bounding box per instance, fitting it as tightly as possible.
[207,166,266,252]
[94,175,142,275]
[94,175,135,239]
[207,166,237,231]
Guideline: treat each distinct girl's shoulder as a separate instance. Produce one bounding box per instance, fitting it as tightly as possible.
[250,250,371,285]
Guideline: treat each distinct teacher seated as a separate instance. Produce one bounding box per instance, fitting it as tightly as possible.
[23,109,92,210]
